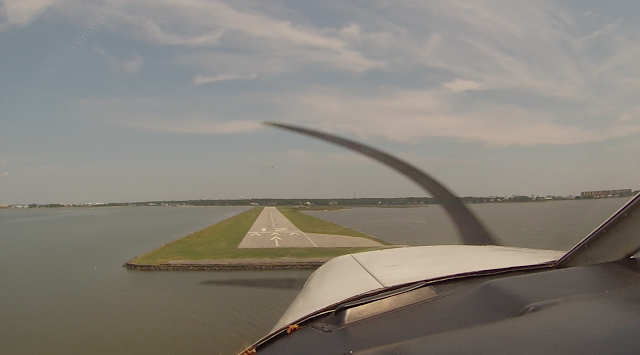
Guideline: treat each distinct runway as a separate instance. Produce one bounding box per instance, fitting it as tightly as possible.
[237,207,384,249]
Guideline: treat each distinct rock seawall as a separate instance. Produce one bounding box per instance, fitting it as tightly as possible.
[124,258,330,271]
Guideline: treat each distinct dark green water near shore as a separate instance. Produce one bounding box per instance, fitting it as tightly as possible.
[0,199,630,354]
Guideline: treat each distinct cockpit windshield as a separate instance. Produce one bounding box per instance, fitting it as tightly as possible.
[1,1,638,354]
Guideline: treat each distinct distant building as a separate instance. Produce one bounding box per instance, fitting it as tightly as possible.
[581,189,632,198]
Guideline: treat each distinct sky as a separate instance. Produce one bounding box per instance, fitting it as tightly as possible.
[1,0,639,204]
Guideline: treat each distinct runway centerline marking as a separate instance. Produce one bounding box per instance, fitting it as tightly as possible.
[269,208,275,228]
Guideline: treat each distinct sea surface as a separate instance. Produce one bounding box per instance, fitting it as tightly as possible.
[306,198,628,251]
[0,198,630,355]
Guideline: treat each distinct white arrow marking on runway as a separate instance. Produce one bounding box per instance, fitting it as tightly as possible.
[270,236,282,246]
[290,232,300,236]
[250,232,261,236]
[271,232,280,236]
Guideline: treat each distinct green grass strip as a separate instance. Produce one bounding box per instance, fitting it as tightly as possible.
[277,206,388,245]
[129,207,383,265]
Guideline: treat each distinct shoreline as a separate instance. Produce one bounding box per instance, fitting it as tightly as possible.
[124,257,330,271]
[4,196,636,211]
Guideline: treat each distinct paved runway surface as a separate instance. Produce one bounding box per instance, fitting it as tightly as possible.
[237,207,384,249]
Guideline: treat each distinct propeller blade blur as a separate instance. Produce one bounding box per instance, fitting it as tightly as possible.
[264,121,498,246]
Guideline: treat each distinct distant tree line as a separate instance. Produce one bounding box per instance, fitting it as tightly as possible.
[20,190,639,208]
[132,195,581,207]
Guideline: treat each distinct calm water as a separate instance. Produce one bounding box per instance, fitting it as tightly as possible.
[307,199,628,251]
[0,199,630,354]
[0,207,312,355]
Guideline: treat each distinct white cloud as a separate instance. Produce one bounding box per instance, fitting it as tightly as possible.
[0,0,53,28]
[16,0,640,147]
[0,154,32,165]
[273,87,640,146]
[67,97,263,134]
[93,47,144,75]
[443,79,483,92]
[253,150,372,167]
[193,73,257,85]
[123,117,262,134]
[138,18,224,46]
[123,53,144,75]
[62,0,383,73]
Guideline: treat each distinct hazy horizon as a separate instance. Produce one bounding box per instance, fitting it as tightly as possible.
[6,192,637,206]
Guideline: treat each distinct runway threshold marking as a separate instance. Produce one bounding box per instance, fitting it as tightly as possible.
[241,207,320,248]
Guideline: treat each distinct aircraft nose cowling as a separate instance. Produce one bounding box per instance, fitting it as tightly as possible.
[271,245,564,333]
[271,253,384,332]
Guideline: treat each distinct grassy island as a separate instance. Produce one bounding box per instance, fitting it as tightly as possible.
[127,207,387,268]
